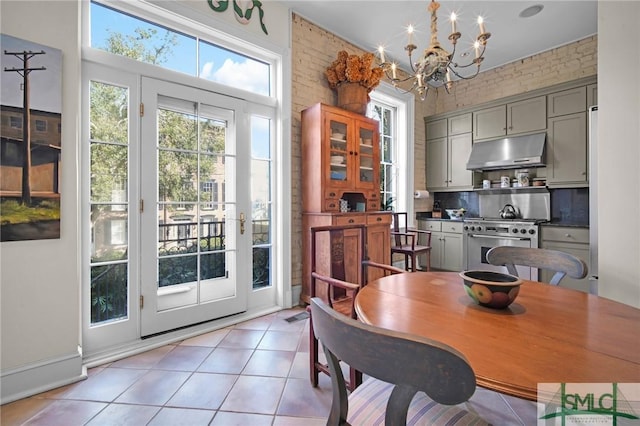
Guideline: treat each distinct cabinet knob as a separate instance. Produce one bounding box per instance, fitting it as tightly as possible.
[329,203,336,208]
[565,233,571,238]
[329,192,336,197]
[348,219,355,223]
[376,217,382,222]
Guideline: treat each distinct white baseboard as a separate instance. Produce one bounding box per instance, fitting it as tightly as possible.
[1,347,86,404]
[291,284,302,306]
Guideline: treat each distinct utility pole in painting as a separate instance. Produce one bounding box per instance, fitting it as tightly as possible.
[3,49,46,205]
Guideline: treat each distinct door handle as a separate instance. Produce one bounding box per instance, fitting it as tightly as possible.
[240,212,246,235]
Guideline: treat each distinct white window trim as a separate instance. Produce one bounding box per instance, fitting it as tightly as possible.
[370,82,415,226]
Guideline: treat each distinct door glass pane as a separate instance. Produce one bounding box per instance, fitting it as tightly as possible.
[89,81,129,325]
[156,99,234,310]
[251,116,271,289]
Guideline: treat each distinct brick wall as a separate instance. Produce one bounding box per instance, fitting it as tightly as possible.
[290,15,596,297]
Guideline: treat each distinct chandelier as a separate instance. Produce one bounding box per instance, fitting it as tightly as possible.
[377,0,491,100]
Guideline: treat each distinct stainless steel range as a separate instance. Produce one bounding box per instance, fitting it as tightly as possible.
[462,188,550,280]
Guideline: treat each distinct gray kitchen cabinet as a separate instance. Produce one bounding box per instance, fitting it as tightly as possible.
[426,117,447,139]
[429,221,463,271]
[448,113,473,135]
[473,96,546,141]
[473,104,505,140]
[548,86,586,117]
[426,136,448,190]
[587,83,597,108]
[426,114,473,191]
[507,96,547,135]
[546,112,587,186]
[540,226,590,293]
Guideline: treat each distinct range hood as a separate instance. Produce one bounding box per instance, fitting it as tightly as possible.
[466,132,546,171]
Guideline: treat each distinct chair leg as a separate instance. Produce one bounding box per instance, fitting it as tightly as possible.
[425,252,431,272]
[309,311,319,387]
[410,254,417,272]
[348,367,363,392]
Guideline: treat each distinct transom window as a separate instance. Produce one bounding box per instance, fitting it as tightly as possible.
[90,1,270,96]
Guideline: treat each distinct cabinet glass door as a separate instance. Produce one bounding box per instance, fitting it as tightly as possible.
[356,125,376,189]
[327,117,349,186]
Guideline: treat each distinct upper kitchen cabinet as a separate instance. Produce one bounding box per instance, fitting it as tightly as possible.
[547,86,586,117]
[587,83,598,108]
[473,96,546,141]
[546,112,587,186]
[426,113,473,191]
[301,103,380,212]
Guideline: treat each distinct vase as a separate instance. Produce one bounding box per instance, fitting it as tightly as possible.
[336,82,368,115]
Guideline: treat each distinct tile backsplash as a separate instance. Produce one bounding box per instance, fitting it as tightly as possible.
[550,188,589,226]
[428,188,589,225]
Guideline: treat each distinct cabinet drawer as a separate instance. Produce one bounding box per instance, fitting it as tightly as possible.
[367,201,379,211]
[541,226,589,243]
[367,213,391,226]
[333,214,366,226]
[325,189,340,199]
[324,199,340,212]
[441,221,463,233]
[420,220,442,232]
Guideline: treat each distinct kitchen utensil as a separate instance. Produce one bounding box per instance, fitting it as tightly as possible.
[517,170,530,187]
[499,204,518,219]
[445,208,466,220]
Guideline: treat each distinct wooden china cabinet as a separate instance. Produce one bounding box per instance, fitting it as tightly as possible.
[300,103,391,304]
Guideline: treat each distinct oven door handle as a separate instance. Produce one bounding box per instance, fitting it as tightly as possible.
[467,234,531,241]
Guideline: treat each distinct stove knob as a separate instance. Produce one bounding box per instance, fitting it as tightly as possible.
[477,226,482,232]
[464,225,469,231]
[512,228,519,234]
[529,229,536,235]
[520,228,527,234]
[470,226,475,231]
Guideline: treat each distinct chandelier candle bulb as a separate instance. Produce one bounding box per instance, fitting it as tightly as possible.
[477,16,486,35]
[407,25,414,45]
[474,41,480,59]
[378,46,385,63]
[391,62,397,79]
[450,12,457,33]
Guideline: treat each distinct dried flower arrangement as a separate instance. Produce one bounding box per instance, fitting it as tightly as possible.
[325,50,384,92]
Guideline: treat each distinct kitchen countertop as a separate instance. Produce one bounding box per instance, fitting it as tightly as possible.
[542,222,589,228]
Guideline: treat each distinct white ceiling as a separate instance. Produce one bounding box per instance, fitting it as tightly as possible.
[281,1,597,76]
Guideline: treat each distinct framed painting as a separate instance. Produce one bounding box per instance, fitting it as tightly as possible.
[1,34,62,242]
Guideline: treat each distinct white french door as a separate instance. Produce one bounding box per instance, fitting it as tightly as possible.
[140,77,250,336]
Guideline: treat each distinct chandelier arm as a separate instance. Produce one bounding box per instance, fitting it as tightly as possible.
[447,65,481,81]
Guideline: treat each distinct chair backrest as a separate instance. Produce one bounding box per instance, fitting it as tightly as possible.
[486,246,588,286]
[310,224,367,286]
[391,212,407,246]
[310,297,476,425]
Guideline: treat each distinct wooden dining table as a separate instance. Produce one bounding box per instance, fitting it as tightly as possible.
[354,271,640,401]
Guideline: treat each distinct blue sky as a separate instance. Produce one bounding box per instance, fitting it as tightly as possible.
[1,34,62,113]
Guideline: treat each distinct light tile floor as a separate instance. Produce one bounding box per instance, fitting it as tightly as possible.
[1,307,537,425]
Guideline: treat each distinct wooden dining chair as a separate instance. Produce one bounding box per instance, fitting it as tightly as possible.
[308,224,404,391]
[391,212,432,271]
[309,297,488,425]
[486,246,588,286]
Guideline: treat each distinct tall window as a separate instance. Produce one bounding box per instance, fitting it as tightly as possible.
[89,80,129,324]
[368,84,414,219]
[369,102,397,211]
